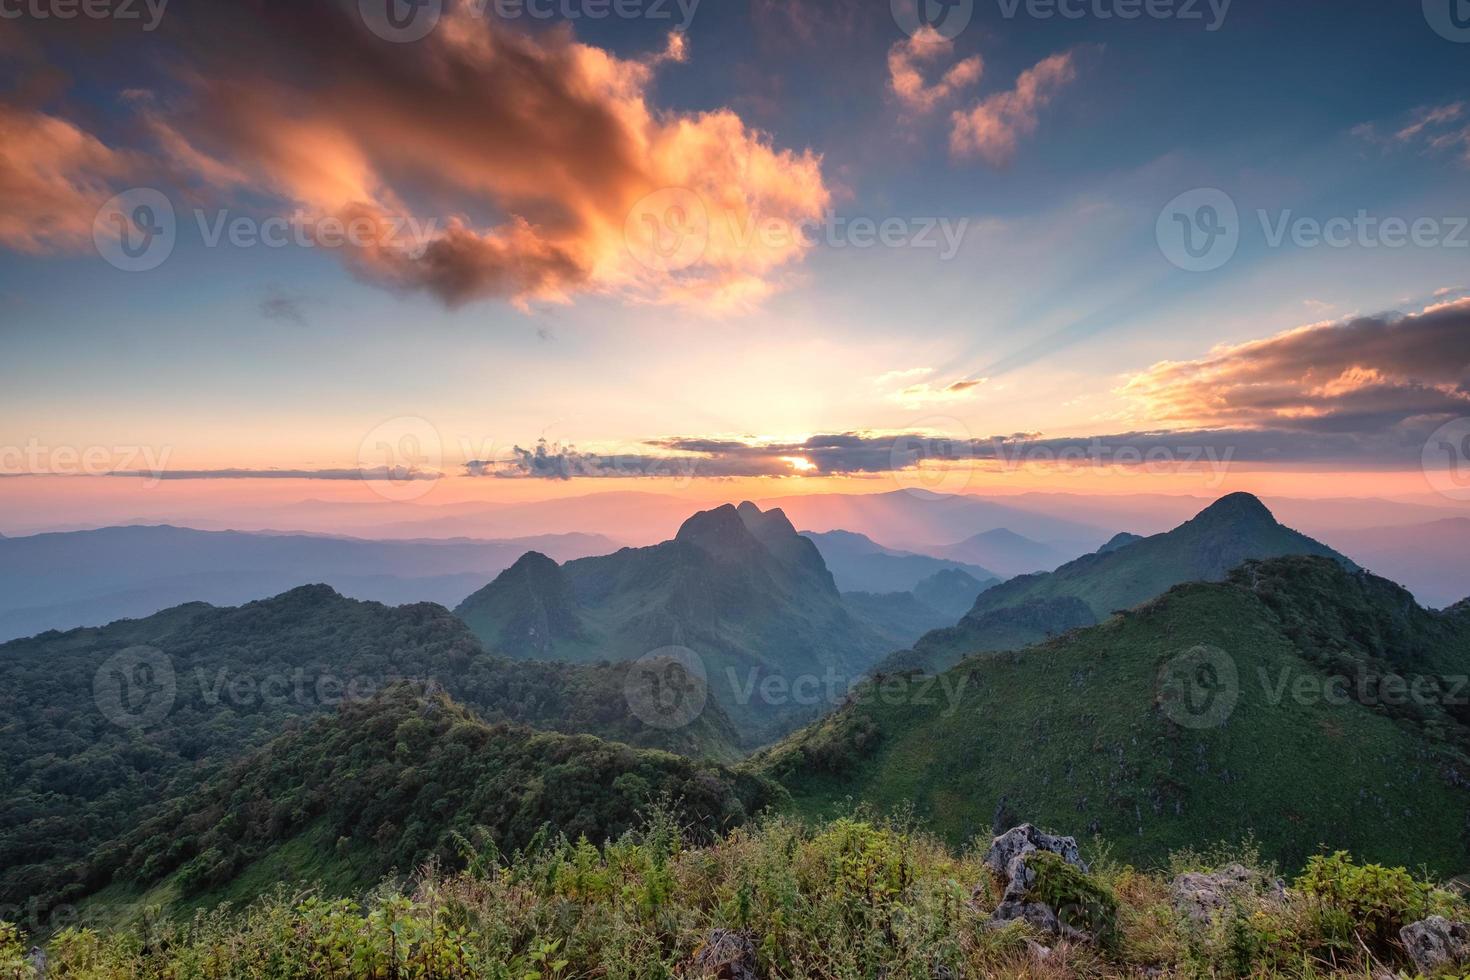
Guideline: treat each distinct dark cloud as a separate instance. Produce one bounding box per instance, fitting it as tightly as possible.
[107,467,439,481]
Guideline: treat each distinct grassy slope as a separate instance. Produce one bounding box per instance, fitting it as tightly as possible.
[763,562,1470,874]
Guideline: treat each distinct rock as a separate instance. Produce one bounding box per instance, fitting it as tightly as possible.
[692,929,760,980]
[981,824,1093,941]
[984,823,1087,880]
[1400,916,1470,974]
[1170,863,1286,927]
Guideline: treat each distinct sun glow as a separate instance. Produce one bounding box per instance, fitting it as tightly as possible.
[782,456,817,473]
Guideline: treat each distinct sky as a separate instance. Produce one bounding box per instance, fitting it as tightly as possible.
[3,0,1470,525]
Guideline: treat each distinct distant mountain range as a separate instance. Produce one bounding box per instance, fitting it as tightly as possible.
[801,529,999,592]
[925,527,1072,578]
[760,554,1470,873]
[883,493,1355,675]
[455,502,896,742]
[0,525,617,641]
[1325,518,1470,609]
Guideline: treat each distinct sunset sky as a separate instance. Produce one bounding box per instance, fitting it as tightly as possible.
[4,0,1470,524]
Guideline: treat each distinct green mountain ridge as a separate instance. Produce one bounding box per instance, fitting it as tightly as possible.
[455,502,896,743]
[79,684,779,918]
[759,555,1470,873]
[0,585,743,914]
[884,492,1356,675]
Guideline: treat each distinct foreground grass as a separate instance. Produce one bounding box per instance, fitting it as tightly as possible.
[3,810,1466,979]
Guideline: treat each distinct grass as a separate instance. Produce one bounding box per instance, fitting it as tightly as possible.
[5,808,1466,979]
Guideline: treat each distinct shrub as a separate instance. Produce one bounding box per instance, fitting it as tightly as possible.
[1294,850,1463,953]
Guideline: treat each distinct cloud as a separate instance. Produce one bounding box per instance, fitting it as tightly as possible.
[888,26,983,114]
[887,376,988,408]
[9,4,830,313]
[950,50,1079,166]
[258,288,312,326]
[0,103,136,253]
[1353,102,1470,166]
[1119,300,1470,440]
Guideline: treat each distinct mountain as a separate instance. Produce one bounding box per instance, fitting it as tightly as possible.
[1097,531,1144,553]
[759,556,1470,874]
[80,685,778,916]
[0,525,618,641]
[455,502,895,742]
[886,493,1355,675]
[0,586,743,914]
[756,490,1111,553]
[1323,518,1470,609]
[929,527,1072,578]
[802,528,999,592]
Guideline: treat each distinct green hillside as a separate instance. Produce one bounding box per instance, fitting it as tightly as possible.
[760,556,1470,874]
[456,502,894,742]
[77,685,779,919]
[0,586,742,916]
[886,492,1356,675]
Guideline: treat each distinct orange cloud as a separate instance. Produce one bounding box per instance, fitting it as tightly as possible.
[887,26,983,114]
[0,104,135,253]
[1120,300,1470,432]
[950,50,1079,166]
[15,6,829,313]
